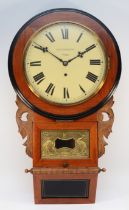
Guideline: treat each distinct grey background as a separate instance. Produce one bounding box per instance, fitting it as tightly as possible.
[0,0,128,209]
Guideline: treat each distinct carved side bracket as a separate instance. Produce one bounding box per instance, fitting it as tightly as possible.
[97,96,114,158]
[16,96,33,158]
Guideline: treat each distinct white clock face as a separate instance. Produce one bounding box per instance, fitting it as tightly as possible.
[24,22,107,105]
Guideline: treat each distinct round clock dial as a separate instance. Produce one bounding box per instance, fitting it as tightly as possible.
[9,9,121,119]
[24,22,107,105]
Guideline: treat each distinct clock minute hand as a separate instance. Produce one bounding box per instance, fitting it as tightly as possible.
[66,54,79,63]
[67,44,96,64]
[81,44,96,56]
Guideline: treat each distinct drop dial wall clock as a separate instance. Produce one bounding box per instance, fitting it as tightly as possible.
[8,8,121,204]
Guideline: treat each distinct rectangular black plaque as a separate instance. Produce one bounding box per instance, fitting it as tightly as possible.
[41,179,90,198]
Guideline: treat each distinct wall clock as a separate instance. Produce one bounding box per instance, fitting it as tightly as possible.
[8,8,121,204]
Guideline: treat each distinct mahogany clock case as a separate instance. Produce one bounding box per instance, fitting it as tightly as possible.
[8,8,121,204]
[8,8,121,120]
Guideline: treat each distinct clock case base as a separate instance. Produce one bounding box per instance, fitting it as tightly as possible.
[33,168,98,204]
[16,96,114,204]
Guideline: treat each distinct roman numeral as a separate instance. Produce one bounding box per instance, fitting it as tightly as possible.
[86,72,98,83]
[45,32,55,42]
[90,59,101,65]
[61,28,68,39]
[33,72,45,84]
[64,88,70,99]
[85,44,96,52]
[79,85,86,94]
[45,83,55,95]
[30,61,41,66]
[76,33,83,42]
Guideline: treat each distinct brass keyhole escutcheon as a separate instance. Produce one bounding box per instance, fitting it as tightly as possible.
[63,162,69,168]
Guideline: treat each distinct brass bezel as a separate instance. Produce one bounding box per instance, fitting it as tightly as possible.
[23,21,108,106]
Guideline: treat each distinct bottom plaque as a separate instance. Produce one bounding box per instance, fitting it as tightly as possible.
[41,179,90,198]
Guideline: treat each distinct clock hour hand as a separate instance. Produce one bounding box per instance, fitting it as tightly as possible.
[47,50,64,63]
[33,42,65,65]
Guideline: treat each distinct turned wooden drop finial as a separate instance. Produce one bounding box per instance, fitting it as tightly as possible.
[25,168,33,174]
[99,168,106,173]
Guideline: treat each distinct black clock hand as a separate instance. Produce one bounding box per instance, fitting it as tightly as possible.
[47,50,64,63]
[80,44,96,56]
[33,42,66,65]
[67,44,96,64]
